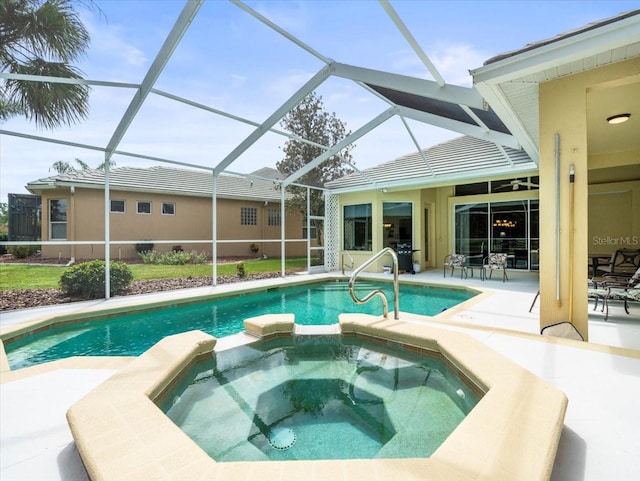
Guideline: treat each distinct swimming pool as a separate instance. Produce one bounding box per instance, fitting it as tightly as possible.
[159,335,480,461]
[4,279,477,370]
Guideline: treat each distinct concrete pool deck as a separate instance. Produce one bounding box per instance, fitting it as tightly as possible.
[1,269,639,480]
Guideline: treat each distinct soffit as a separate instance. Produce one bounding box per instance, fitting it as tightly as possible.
[471,10,640,163]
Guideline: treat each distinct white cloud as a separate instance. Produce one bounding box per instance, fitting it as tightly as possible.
[430,42,488,87]
[82,14,148,77]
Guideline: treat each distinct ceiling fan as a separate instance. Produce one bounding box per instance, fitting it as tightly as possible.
[497,179,539,191]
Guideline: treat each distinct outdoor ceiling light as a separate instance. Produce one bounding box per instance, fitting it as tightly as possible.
[606,113,631,124]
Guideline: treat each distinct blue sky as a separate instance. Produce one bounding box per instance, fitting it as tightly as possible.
[1,0,638,203]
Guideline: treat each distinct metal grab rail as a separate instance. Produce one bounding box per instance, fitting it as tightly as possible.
[348,247,399,320]
[341,251,355,275]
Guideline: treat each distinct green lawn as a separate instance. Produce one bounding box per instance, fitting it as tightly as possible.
[0,257,309,291]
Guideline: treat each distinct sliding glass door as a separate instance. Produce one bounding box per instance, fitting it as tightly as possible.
[454,203,488,268]
[454,199,539,270]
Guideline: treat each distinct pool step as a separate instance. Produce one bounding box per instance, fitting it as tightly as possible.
[313,283,385,292]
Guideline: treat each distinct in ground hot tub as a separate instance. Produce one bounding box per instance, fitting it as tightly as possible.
[66,314,568,481]
[157,335,480,461]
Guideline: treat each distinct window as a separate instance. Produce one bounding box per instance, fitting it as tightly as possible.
[49,199,67,240]
[268,208,280,226]
[343,203,372,251]
[383,202,412,249]
[454,200,539,270]
[137,201,151,214]
[241,207,257,225]
[161,202,175,215]
[110,200,126,213]
[455,182,488,196]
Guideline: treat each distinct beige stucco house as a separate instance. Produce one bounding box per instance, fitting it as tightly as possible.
[326,10,640,340]
[26,166,308,260]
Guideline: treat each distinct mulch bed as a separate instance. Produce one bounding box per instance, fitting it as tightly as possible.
[0,255,304,312]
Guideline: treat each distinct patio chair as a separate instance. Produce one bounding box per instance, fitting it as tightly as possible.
[587,279,608,313]
[481,253,508,282]
[596,248,640,276]
[443,254,468,279]
[598,267,640,321]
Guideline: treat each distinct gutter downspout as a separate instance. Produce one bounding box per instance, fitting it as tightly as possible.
[104,159,111,300]
[569,163,575,322]
[555,134,561,307]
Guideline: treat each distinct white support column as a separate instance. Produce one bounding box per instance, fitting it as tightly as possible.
[212,173,217,286]
[307,187,311,273]
[104,157,111,299]
[281,186,286,277]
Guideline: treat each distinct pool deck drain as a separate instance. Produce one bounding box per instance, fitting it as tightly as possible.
[268,428,297,450]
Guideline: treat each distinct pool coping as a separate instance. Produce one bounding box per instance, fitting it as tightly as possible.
[66,314,568,481]
[0,274,482,372]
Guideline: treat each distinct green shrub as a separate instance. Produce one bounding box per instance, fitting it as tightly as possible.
[139,250,207,265]
[0,234,7,255]
[236,262,246,278]
[138,250,162,264]
[7,245,39,259]
[59,260,133,298]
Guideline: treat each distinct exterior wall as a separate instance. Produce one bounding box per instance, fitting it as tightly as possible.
[339,189,422,273]
[539,58,640,340]
[39,188,306,260]
[337,183,541,275]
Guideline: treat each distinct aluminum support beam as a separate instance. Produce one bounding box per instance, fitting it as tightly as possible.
[0,129,214,171]
[214,65,332,175]
[152,88,353,164]
[395,105,521,150]
[330,63,484,109]
[282,107,396,186]
[231,0,332,64]
[0,72,139,89]
[399,116,434,176]
[379,0,446,87]
[104,0,204,161]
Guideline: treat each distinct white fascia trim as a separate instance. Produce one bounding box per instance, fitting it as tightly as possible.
[327,164,539,195]
[471,15,640,84]
[44,181,287,202]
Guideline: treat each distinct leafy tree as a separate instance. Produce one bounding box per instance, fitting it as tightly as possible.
[276,92,355,216]
[0,0,92,129]
[50,157,115,173]
[0,202,8,234]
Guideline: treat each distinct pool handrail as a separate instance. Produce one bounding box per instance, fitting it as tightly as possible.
[348,247,400,320]
[341,251,355,274]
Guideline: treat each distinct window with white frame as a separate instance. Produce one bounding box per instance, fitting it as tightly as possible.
[49,199,67,240]
[137,201,152,214]
[161,202,175,215]
[241,207,257,225]
[110,200,126,213]
[268,208,280,226]
[343,203,372,251]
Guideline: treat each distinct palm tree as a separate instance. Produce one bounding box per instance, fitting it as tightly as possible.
[50,158,115,173]
[0,0,91,129]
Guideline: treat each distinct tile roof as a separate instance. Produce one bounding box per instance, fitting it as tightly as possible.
[326,135,536,191]
[26,166,288,201]
[484,9,640,65]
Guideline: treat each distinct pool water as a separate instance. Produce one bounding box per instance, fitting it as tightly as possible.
[5,280,476,369]
[159,336,480,461]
